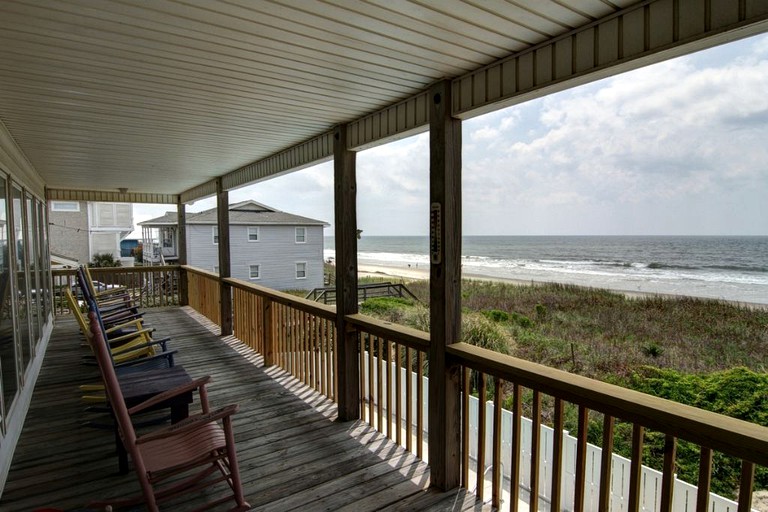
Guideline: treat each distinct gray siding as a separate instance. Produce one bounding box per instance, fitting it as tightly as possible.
[48,202,89,263]
[186,223,325,291]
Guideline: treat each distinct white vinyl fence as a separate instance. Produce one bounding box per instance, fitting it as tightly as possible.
[363,354,755,512]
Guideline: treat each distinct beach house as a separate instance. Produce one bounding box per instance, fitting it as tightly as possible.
[1,2,766,510]
[48,201,134,266]
[140,200,328,291]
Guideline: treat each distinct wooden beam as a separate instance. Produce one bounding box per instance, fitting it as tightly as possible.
[333,123,359,422]
[428,78,462,491]
[216,178,233,336]
[177,200,188,307]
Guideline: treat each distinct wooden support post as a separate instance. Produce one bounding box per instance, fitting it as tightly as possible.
[216,178,233,336]
[428,79,462,491]
[334,123,360,422]
[177,200,188,306]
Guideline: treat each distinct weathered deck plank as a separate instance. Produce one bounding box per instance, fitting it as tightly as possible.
[2,306,490,511]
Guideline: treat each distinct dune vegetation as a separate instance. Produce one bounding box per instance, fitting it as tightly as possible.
[357,277,768,497]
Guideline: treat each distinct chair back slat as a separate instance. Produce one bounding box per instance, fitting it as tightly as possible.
[87,303,138,448]
[76,266,95,303]
[65,289,89,334]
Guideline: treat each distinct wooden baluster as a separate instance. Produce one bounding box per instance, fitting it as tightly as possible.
[477,372,487,502]
[417,350,424,460]
[738,461,755,512]
[368,334,375,426]
[574,406,589,512]
[461,366,470,488]
[387,341,394,439]
[395,343,402,447]
[359,332,366,419]
[332,322,338,401]
[492,378,503,510]
[406,347,413,453]
[660,434,677,512]
[628,424,645,512]
[696,447,713,512]
[509,383,522,511]
[550,398,565,510]
[530,390,541,512]
[599,415,616,512]
[377,336,384,433]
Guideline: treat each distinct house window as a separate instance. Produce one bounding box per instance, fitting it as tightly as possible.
[51,201,80,212]
[213,226,219,245]
[249,264,260,279]
[247,227,259,242]
[295,227,306,243]
[295,262,307,279]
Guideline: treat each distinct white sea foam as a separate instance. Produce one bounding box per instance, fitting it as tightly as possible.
[325,236,768,304]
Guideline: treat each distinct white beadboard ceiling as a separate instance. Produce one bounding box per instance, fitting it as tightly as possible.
[0,0,765,199]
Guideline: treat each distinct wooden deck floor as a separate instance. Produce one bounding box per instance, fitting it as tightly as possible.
[2,307,489,511]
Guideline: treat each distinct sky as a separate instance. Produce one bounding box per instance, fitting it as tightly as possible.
[132,33,768,238]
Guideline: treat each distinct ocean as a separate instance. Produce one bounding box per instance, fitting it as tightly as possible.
[324,236,768,305]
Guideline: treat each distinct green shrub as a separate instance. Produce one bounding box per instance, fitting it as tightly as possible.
[482,309,510,322]
[461,314,512,355]
[90,253,121,268]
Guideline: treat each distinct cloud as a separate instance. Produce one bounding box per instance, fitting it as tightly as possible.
[133,35,768,236]
[458,34,768,234]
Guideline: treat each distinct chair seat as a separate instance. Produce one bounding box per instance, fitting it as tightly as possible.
[140,423,227,474]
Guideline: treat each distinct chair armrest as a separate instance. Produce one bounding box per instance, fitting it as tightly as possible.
[111,337,169,357]
[114,350,176,369]
[105,318,144,334]
[128,376,213,415]
[136,404,239,444]
[108,328,154,345]
[100,307,140,320]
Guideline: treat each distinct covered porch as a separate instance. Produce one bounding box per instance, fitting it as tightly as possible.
[1,1,768,510]
[2,305,485,511]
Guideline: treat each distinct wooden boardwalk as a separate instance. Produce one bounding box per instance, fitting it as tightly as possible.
[2,307,489,511]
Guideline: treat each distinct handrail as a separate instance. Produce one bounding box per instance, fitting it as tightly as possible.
[181,265,219,280]
[223,277,336,320]
[345,313,430,351]
[53,265,181,315]
[52,265,179,276]
[448,341,768,467]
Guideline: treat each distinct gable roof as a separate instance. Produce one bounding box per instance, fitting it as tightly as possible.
[139,200,328,227]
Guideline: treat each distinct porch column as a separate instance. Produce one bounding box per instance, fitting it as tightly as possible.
[177,199,188,306]
[333,123,360,422]
[428,79,462,490]
[216,178,233,336]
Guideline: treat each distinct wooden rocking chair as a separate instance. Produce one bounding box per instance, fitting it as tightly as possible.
[86,306,249,511]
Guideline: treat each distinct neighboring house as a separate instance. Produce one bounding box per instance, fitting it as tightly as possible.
[140,200,328,291]
[48,201,134,265]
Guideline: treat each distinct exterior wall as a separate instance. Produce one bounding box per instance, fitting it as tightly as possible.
[186,223,325,291]
[48,202,89,263]
[88,203,133,261]
[0,120,53,496]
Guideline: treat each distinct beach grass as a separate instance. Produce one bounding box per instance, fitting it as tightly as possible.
[357,276,768,497]
[394,278,768,378]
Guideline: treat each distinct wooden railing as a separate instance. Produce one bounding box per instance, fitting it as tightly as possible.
[178,265,767,511]
[185,266,220,326]
[225,277,338,402]
[52,265,180,315]
[346,314,429,461]
[448,342,767,512]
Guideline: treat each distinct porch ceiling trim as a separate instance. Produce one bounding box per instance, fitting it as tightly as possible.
[220,131,334,192]
[45,188,178,204]
[174,0,768,203]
